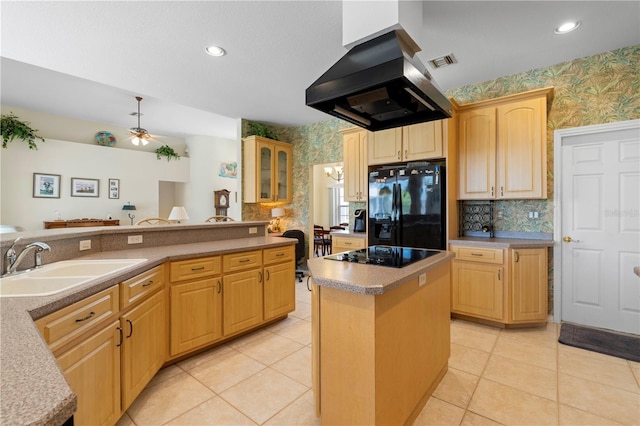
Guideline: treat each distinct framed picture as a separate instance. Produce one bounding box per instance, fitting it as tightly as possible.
[33,173,61,198]
[71,177,99,197]
[108,178,120,199]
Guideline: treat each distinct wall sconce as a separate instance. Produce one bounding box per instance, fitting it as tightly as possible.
[168,206,190,223]
[324,165,344,182]
[122,202,137,225]
[271,207,285,233]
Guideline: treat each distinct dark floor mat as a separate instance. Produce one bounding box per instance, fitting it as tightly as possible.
[558,322,640,362]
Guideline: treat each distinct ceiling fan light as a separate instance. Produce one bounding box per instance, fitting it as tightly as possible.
[132,136,141,146]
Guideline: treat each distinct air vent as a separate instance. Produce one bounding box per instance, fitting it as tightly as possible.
[428,54,457,69]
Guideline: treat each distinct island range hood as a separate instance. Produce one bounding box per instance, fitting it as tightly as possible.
[305,30,453,132]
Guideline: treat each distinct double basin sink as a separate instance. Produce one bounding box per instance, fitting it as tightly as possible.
[0,259,147,297]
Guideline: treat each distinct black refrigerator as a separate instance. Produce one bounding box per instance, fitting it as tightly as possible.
[368,163,446,250]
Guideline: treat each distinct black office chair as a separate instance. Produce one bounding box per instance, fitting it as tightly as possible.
[282,229,306,282]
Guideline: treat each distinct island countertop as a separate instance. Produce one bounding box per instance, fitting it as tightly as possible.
[449,237,553,248]
[0,235,295,426]
[307,250,454,295]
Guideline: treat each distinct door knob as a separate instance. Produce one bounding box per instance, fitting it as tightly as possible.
[563,236,580,243]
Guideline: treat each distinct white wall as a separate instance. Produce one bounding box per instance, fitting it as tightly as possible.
[0,138,190,230]
[182,135,239,222]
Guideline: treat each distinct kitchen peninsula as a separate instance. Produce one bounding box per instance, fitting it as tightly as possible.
[307,249,454,425]
[0,222,296,426]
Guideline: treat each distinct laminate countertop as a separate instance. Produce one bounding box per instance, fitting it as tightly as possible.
[0,236,295,426]
[307,250,454,295]
[449,237,554,248]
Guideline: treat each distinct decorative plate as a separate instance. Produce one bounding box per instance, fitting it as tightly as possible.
[95,131,117,147]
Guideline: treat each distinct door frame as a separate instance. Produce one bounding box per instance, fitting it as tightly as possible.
[552,119,640,323]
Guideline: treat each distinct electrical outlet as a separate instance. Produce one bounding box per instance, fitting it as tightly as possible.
[128,235,143,244]
[528,212,534,219]
[249,227,258,234]
[79,240,91,251]
[534,211,539,219]
[418,273,427,286]
[497,210,504,219]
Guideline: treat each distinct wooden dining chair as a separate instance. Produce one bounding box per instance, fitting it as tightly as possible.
[135,217,170,225]
[205,215,235,222]
[313,225,331,257]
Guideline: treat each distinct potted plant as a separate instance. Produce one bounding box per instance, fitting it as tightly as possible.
[247,122,279,141]
[155,144,180,161]
[1,112,45,150]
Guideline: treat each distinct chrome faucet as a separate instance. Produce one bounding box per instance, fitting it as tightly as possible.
[4,238,51,275]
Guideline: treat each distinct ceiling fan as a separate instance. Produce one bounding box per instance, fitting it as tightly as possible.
[130,96,152,146]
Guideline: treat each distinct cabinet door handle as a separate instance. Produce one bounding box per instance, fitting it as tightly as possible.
[75,311,95,323]
[514,251,520,263]
[217,280,222,294]
[498,269,501,280]
[142,280,154,287]
[191,266,205,271]
[266,270,270,281]
[116,326,123,347]
[126,319,133,338]
[404,149,408,159]
[491,186,494,197]
[501,186,504,196]
[397,150,401,160]
[258,271,263,283]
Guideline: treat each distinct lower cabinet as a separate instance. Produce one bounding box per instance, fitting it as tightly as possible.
[451,245,548,325]
[223,269,263,335]
[55,321,121,426]
[264,246,295,321]
[120,288,166,411]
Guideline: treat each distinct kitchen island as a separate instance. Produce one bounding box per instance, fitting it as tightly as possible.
[307,249,454,425]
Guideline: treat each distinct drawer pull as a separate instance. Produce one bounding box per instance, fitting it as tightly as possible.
[191,266,205,271]
[126,319,134,338]
[345,242,353,245]
[471,253,484,257]
[142,280,154,287]
[276,253,285,257]
[239,259,251,263]
[75,311,95,323]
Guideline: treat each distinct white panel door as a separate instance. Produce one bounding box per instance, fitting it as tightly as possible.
[558,121,640,334]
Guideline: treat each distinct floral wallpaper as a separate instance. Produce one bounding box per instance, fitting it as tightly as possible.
[242,45,640,271]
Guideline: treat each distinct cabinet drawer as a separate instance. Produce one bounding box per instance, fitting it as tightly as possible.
[453,246,504,264]
[264,245,294,265]
[170,256,221,282]
[223,250,262,273]
[332,236,365,250]
[36,285,119,349]
[120,264,164,309]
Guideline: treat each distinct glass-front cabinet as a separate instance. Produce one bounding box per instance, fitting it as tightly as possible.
[243,135,292,203]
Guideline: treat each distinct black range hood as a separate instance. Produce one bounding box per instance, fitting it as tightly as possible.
[306,30,453,132]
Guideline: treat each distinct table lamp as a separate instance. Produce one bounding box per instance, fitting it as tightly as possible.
[122,202,136,225]
[271,207,285,232]
[168,206,190,223]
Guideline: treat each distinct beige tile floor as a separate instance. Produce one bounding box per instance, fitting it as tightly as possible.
[117,279,640,425]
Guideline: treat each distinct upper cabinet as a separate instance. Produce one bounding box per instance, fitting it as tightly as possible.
[368,120,445,165]
[341,128,368,202]
[457,87,553,200]
[243,135,292,203]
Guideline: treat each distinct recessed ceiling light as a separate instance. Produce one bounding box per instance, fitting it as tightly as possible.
[554,21,581,34]
[205,45,226,57]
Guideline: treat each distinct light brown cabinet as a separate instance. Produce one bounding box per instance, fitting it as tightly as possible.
[120,288,166,411]
[243,135,292,203]
[263,245,295,320]
[341,128,368,201]
[55,320,121,426]
[169,256,223,356]
[331,234,366,254]
[368,121,445,165]
[222,250,264,335]
[457,88,553,200]
[451,245,548,325]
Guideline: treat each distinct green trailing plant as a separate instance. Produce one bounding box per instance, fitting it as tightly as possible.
[247,122,279,140]
[155,144,180,161]
[1,112,45,150]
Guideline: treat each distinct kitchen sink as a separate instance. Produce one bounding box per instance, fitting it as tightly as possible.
[0,259,147,297]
